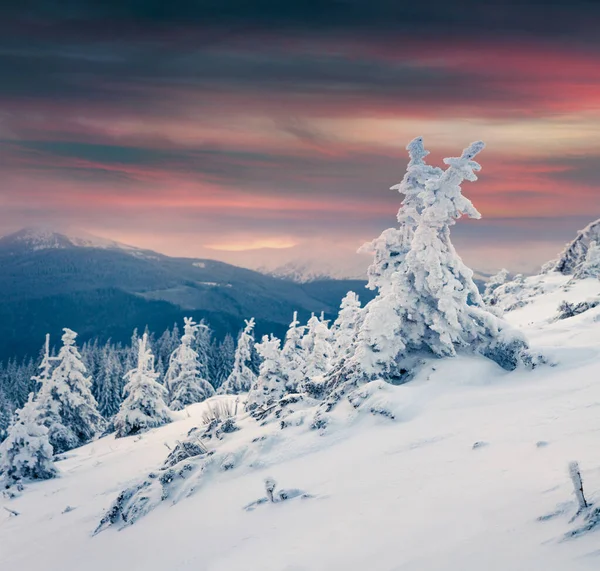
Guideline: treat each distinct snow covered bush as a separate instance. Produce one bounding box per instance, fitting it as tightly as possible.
[114,333,171,438]
[35,328,105,454]
[483,269,510,305]
[0,396,56,488]
[557,299,600,320]
[554,219,600,275]
[166,318,215,410]
[218,318,257,395]
[574,240,600,279]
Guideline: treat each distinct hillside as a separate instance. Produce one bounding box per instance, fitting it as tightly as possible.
[0,228,375,360]
[2,274,600,570]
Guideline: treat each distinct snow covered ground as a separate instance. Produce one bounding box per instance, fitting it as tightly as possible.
[3,276,600,570]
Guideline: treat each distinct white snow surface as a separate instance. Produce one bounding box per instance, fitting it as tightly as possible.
[3,277,600,570]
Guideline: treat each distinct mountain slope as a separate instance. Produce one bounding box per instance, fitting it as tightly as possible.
[2,289,600,570]
[0,228,375,360]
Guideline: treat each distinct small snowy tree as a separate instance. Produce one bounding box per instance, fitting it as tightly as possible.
[114,333,171,438]
[574,241,600,279]
[166,318,215,411]
[280,312,306,393]
[219,318,257,395]
[331,291,363,359]
[246,335,286,412]
[483,269,510,305]
[302,314,333,384]
[0,396,56,487]
[35,328,105,454]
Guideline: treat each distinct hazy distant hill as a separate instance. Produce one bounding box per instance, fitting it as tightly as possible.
[0,228,376,360]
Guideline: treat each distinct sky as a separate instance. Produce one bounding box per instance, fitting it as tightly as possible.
[2,1,600,277]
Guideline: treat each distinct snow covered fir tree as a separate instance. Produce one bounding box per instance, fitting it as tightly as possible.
[165,317,215,410]
[218,318,257,395]
[0,395,56,488]
[317,138,534,405]
[246,335,287,413]
[34,328,105,454]
[114,333,171,438]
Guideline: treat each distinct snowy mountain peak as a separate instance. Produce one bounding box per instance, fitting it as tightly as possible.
[0,227,140,253]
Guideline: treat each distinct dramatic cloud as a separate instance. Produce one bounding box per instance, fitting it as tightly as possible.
[1,0,599,274]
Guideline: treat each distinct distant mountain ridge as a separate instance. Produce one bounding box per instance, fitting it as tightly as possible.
[0,227,376,361]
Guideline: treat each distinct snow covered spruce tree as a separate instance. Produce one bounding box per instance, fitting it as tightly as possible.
[325,139,532,400]
[280,312,306,393]
[165,317,215,410]
[218,318,257,395]
[301,313,334,396]
[35,328,105,454]
[359,137,443,293]
[114,333,171,438]
[245,335,287,413]
[0,396,57,487]
[331,291,363,359]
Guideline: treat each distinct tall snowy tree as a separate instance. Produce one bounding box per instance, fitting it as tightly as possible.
[35,328,105,454]
[218,318,257,395]
[280,312,306,393]
[165,318,215,410]
[246,335,286,412]
[0,396,56,487]
[114,333,171,438]
[359,137,443,293]
[327,139,531,396]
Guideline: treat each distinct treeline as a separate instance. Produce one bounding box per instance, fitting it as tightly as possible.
[0,319,257,441]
